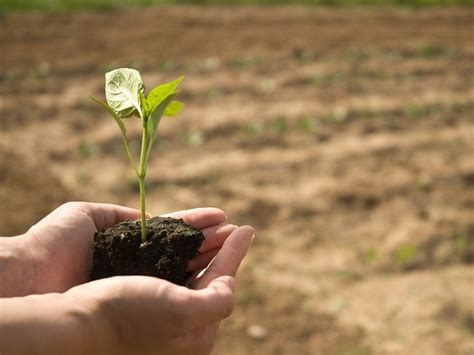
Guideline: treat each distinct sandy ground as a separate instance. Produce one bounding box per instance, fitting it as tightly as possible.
[1,6,473,354]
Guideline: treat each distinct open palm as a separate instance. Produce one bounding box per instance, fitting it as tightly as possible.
[23,202,238,294]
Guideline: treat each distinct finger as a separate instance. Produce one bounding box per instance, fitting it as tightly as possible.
[188,248,220,272]
[188,223,237,272]
[193,226,254,290]
[188,275,235,324]
[162,208,227,230]
[200,224,238,253]
[86,203,142,230]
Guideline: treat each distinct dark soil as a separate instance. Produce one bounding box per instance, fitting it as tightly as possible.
[90,216,205,285]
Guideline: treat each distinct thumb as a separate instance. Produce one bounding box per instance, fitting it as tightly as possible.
[86,203,142,230]
[191,276,236,324]
[208,275,236,295]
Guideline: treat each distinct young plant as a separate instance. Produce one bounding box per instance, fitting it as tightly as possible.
[91,68,184,242]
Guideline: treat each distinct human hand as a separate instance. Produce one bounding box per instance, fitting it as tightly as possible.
[1,202,241,296]
[0,221,254,355]
[66,225,253,355]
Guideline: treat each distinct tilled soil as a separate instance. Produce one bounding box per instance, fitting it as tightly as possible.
[1,6,473,354]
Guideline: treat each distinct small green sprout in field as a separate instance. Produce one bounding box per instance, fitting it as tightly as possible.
[405,103,422,119]
[78,141,95,159]
[4,69,21,84]
[310,72,342,87]
[32,62,51,80]
[364,247,379,263]
[76,170,92,185]
[185,129,205,147]
[230,55,262,70]
[91,68,184,241]
[204,57,221,71]
[245,121,264,137]
[293,47,314,64]
[273,116,288,134]
[416,173,433,192]
[330,107,348,123]
[394,244,417,266]
[298,116,319,133]
[345,48,370,62]
[419,45,445,59]
[207,85,223,99]
[455,234,468,252]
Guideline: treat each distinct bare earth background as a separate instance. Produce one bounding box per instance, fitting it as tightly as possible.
[1,6,473,355]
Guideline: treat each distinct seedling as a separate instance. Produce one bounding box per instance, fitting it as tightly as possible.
[273,116,288,134]
[89,69,204,285]
[394,244,417,266]
[185,129,205,147]
[298,116,319,133]
[91,68,184,242]
[245,121,264,137]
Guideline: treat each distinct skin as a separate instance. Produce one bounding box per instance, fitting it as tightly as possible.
[0,202,254,355]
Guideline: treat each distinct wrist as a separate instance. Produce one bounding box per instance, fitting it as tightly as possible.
[62,292,108,354]
[0,235,36,297]
[0,292,100,354]
[65,285,121,354]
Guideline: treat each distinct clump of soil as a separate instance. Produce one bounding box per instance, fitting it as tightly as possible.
[90,217,205,285]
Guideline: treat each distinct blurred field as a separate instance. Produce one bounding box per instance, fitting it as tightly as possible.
[1,0,472,12]
[1,5,473,355]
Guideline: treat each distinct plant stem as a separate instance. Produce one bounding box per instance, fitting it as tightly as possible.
[138,175,146,242]
[138,125,149,242]
[121,136,138,176]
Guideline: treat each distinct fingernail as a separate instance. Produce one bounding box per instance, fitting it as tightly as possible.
[223,223,238,229]
[240,225,255,234]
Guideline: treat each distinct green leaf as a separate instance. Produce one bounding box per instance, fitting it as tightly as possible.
[91,96,138,175]
[112,106,134,118]
[147,93,177,145]
[146,76,183,115]
[139,91,149,122]
[90,96,127,137]
[105,68,145,118]
[165,101,184,116]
